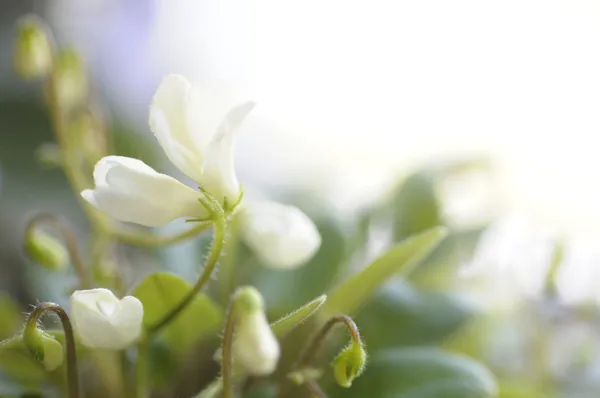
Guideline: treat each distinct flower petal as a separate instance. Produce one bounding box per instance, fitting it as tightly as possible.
[108,296,144,347]
[70,289,123,349]
[233,312,280,375]
[149,74,204,181]
[82,156,204,227]
[240,201,322,269]
[201,101,255,202]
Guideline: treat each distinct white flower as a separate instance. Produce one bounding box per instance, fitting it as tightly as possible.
[239,201,322,269]
[82,74,254,226]
[233,309,280,375]
[70,288,144,350]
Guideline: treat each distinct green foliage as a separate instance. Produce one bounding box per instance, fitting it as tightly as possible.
[392,172,443,242]
[271,294,327,337]
[331,347,497,398]
[322,226,448,317]
[133,272,223,353]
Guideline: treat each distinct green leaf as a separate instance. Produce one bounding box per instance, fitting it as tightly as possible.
[132,272,223,353]
[333,347,497,398]
[0,294,22,340]
[322,227,448,317]
[392,172,442,242]
[356,282,476,351]
[271,294,327,337]
[0,336,47,386]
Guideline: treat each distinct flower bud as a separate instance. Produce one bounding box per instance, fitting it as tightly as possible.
[70,288,143,350]
[240,201,322,269]
[14,16,53,80]
[24,229,68,270]
[333,342,367,388]
[52,48,87,109]
[35,142,62,169]
[232,287,280,375]
[23,327,64,371]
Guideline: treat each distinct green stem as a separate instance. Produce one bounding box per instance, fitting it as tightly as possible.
[298,315,361,368]
[148,197,226,334]
[26,213,92,288]
[112,222,211,247]
[306,379,327,398]
[222,300,238,398]
[136,337,149,398]
[219,214,241,304]
[26,302,79,398]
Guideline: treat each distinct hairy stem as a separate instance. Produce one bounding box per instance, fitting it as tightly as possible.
[148,196,226,334]
[26,302,79,398]
[298,315,361,368]
[222,301,238,398]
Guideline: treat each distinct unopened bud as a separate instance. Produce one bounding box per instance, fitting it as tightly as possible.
[14,16,53,80]
[25,229,68,270]
[23,327,64,371]
[287,368,323,385]
[35,142,62,168]
[333,342,367,388]
[53,48,87,109]
[232,286,280,375]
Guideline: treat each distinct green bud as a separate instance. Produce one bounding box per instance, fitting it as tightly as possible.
[333,342,367,388]
[287,368,323,385]
[25,229,68,270]
[23,327,64,371]
[14,16,53,80]
[233,286,264,314]
[35,142,62,168]
[53,48,87,109]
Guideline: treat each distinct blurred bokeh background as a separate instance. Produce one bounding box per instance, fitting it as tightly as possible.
[4,0,600,397]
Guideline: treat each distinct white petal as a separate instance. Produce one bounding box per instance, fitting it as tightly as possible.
[233,312,280,375]
[240,201,322,269]
[106,296,144,347]
[82,156,204,227]
[149,74,204,182]
[200,102,255,202]
[70,289,128,349]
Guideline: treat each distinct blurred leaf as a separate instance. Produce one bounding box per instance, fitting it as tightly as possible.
[271,294,327,338]
[322,227,448,317]
[356,282,477,351]
[133,272,223,353]
[332,347,497,398]
[0,294,22,340]
[0,336,46,387]
[392,172,442,242]
[409,228,483,289]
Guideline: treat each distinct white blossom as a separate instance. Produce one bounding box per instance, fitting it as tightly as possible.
[233,308,280,375]
[70,288,143,350]
[82,74,254,226]
[239,201,321,269]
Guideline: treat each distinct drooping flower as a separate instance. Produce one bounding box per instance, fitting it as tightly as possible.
[232,286,280,375]
[70,288,143,350]
[81,74,254,226]
[239,201,322,269]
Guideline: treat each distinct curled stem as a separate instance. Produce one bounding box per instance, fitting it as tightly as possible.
[222,300,238,398]
[26,302,79,398]
[26,213,91,288]
[298,315,362,368]
[112,222,211,247]
[147,194,226,334]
